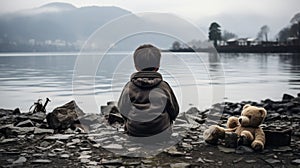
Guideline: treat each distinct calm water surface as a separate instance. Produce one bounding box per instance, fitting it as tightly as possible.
[0,52,299,113]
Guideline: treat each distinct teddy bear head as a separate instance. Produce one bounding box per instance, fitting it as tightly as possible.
[238,104,267,127]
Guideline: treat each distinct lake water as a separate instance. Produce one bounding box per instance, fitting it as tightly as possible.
[0,52,299,113]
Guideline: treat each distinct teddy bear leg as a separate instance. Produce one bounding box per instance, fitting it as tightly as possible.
[203,125,225,144]
[226,116,239,128]
[237,130,254,146]
[251,140,264,151]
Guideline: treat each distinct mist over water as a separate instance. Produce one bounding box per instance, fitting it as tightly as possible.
[0,52,299,113]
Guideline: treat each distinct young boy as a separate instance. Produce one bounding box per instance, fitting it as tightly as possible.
[118,44,179,137]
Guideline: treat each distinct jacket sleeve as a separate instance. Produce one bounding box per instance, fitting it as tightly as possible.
[162,81,179,122]
[117,82,131,121]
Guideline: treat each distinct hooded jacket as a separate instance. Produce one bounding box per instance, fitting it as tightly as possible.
[118,71,179,137]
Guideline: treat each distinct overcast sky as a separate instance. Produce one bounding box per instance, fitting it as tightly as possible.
[1,0,300,38]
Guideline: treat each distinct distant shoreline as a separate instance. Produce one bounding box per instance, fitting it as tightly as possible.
[167,45,300,53]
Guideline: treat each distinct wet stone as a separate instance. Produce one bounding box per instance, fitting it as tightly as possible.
[218,146,235,153]
[101,158,122,165]
[272,146,292,152]
[16,119,34,127]
[60,154,70,158]
[13,156,27,165]
[31,159,52,164]
[170,163,190,168]
[235,145,254,154]
[34,128,54,134]
[265,158,281,164]
[233,157,244,163]
[291,159,300,165]
[245,160,256,163]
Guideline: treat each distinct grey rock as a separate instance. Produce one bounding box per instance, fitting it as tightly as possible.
[101,158,122,165]
[272,146,292,152]
[45,134,74,140]
[245,160,256,163]
[0,138,18,144]
[170,163,190,168]
[218,146,235,153]
[265,158,281,164]
[60,154,70,158]
[291,159,300,165]
[12,127,35,134]
[235,145,254,154]
[46,100,84,130]
[31,159,52,164]
[224,132,238,148]
[16,119,34,127]
[103,144,123,150]
[203,158,214,163]
[34,128,54,134]
[282,93,295,102]
[233,157,244,163]
[196,157,205,163]
[13,156,27,165]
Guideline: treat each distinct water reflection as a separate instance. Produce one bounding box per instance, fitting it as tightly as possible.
[0,53,300,112]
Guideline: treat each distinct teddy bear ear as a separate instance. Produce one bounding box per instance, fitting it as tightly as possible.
[258,108,267,117]
[243,104,251,110]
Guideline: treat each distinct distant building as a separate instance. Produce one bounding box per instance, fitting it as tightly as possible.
[226,38,258,46]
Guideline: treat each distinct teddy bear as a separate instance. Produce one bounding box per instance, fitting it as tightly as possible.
[203,104,267,151]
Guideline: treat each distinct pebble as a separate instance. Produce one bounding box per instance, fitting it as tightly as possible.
[291,159,300,165]
[101,158,123,165]
[102,144,123,150]
[233,157,244,163]
[170,163,190,168]
[60,154,70,158]
[265,158,281,164]
[218,146,235,153]
[245,159,256,163]
[31,159,52,164]
[13,156,27,165]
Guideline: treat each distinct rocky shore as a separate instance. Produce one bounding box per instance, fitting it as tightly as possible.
[0,93,300,167]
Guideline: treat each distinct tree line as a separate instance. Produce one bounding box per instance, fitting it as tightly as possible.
[172,12,300,49]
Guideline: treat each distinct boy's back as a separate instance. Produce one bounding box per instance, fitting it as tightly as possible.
[118,44,179,137]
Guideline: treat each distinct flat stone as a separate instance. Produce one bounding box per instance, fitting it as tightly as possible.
[272,146,292,152]
[80,158,91,163]
[245,160,256,163]
[13,156,27,165]
[170,163,190,168]
[0,138,18,144]
[123,161,141,166]
[235,145,254,154]
[291,159,300,165]
[218,146,235,153]
[60,154,70,158]
[34,128,54,134]
[31,159,52,164]
[16,119,34,127]
[12,127,35,134]
[203,158,214,163]
[101,158,122,165]
[233,157,244,163]
[102,144,123,150]
[78,155,91,159]
[165,146,186,156]
[196,158,205,163]
[141,159,152,164]
[265,158,281,164]
[45,134,74,140]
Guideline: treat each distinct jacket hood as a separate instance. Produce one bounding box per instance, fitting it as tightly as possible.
[131,71,162,88]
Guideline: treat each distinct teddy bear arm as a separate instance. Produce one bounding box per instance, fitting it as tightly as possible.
[226,116,239,128]
[251,127,265,151]
[254,127,265,144]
